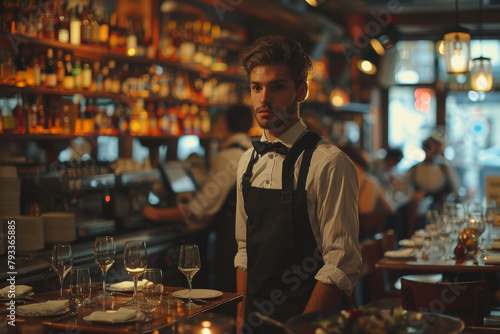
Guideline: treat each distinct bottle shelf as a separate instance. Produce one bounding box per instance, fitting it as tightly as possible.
[0,34,244,81]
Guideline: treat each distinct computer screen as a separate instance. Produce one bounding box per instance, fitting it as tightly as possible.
[159,163,198,194]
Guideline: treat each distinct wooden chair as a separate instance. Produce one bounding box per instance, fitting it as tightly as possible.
[374,229,401,296]
[401,278,491,326]
[347,238,385,308]
[359,212,387,240]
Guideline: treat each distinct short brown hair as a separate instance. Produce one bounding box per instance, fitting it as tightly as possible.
[239,35,313,89]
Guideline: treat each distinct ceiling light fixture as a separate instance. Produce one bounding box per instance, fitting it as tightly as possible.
[357,47,379,75]
[443,0,471,75]
[304,0,326,6]
[370,20,400,56]
[470,0,493,92]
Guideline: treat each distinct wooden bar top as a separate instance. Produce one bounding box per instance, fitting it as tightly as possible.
[4,287,242,334]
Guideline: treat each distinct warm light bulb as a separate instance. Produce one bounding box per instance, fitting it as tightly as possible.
[474,73,488,91]
[450,50,466,71]
[361,61,373,73]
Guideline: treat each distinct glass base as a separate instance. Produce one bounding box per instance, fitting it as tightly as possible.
[184,301,202,309]
[124,298,142,306]
[94,292,114,300]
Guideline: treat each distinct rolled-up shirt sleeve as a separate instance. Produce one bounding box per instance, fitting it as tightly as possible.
[310,149,361,295]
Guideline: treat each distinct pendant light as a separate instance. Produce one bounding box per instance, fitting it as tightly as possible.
[470,0,493,91]
[443,0,471,75]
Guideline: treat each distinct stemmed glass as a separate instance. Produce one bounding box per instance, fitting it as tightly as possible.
[70,267,91,314]
[51,244,73,300]
[468,215,486,262]
[178,244,201,309]
[485,201,497,249]
[123,240,147,306]
[93,236,116,299]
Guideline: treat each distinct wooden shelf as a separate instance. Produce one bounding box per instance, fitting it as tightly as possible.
[0,34,244,81]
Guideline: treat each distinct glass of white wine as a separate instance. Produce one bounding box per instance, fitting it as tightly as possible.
[51,244,73,300]
[123,240,147,306]
[178,244,201,309]
[70,267,91,314]
[94,236,116,300]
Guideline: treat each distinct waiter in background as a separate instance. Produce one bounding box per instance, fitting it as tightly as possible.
[142,104,253,292]
[234,35,361,334]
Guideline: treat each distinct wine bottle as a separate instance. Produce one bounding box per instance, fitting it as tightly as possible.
[57,1,69,43]
[72,57,82,90]
[98,11,109,47]
[56,49,65,88]
[45,48,57,88]
[82,62,92,90]
[69,7,81,46]
[14,46,27,87]
[63,53,75,90]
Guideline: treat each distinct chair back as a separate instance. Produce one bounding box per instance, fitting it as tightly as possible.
[375,229,397,253]
[401,278,490,326]
[359,212,386,240]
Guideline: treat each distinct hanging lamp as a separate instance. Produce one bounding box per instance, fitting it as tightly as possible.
[470,0,493,91]
[443,0,471,75]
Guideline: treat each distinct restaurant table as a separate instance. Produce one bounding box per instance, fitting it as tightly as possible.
[375,256,500,273]
[3,287,242,334]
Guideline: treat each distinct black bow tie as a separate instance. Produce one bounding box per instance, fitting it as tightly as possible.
[252,141,288,155]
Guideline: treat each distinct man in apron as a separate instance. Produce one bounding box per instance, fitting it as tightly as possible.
[235,35,362,334]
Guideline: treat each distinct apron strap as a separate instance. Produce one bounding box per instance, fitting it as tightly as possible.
[242,149,258,198]
[282,132,322,193]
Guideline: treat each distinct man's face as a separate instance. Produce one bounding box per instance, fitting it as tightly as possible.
[249,64,307,136]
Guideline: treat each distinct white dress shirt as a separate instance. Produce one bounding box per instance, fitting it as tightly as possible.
[188,133,252,219]
[234,119,362,295]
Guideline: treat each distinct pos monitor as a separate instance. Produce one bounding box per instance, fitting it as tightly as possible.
[158,162,199,206]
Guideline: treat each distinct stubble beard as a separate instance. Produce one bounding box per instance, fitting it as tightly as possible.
[255,99,299,132]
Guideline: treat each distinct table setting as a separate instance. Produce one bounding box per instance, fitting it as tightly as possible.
[0,237,241,333]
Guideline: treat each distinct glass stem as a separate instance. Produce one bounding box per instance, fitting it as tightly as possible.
[187,276,193,305]
[133,278,138,300]
[60,275,64,298]
[102,269,106,296]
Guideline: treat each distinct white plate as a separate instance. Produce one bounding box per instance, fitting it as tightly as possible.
[172,289,223,299]
[17,307,70,317]
[394,273,443,290]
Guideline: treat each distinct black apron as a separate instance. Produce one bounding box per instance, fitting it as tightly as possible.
[242,131,322,334]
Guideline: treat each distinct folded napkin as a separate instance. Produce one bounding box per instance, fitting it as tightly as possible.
[384,248,416,258]
[83,307,145,324]
[109,281,143,291]
[399,238,424,248]
[0,285,32,298]
[17,300,69,317]
[484,253,500,264]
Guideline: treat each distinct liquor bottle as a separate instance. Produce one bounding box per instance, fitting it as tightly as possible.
[72,57,82,89]
[169,104,180,136]
[26,97,38,133]
[1,53,16,84]
[45,48,57,88]
[26,53,40,87]
[98,11,109,47]
[1,99,15,133]
[63,53,75,90]
[14,47,27,87]
[157,102,169,135]
[34,96,46,133]
[80,6,92,45]
[56,49,65,88]
[82,62,92,90]
[147,102,158,136]
[49,106,63,134]
[83,101,95,134]
[62,105,71,134]
[126,17,137,57]
[114,102,128,135]
[109,60,120,93]
[56,1,69,43]
[92,61,102,92]
[12,95,25,133]
[41,1,56,40]
[108,12,119,51]
[101,65,111,92]
[69,8,81,46]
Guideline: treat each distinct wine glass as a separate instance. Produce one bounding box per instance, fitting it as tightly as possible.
[437,215,452,261]
[70,267,91,314]
[93,236,116,300]
[485,201,497,249]
[468,215,486,261]
[123,240,147,306]
[178,244,201,309]
[51,244,73,300]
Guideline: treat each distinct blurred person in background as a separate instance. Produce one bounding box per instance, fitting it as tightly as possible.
[404,135,461,235]
[142,104,253,292]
